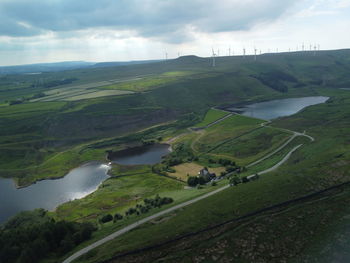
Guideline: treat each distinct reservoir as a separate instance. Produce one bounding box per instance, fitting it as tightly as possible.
[109,144,171,165]
[230,96,329,120]
[0,144,171,224]
[0,163,110,224]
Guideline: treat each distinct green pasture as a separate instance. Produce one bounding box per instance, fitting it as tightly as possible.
[191,114,265,153]
[193,108,229,128]
[210,126,292,165]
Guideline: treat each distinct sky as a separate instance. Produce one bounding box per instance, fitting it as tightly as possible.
[0,0,349,66]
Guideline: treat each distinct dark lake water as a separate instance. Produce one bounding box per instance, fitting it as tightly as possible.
[110,144,171,165]
[0,144,171,224]
[231,96,329,120]
[0,163,110,224]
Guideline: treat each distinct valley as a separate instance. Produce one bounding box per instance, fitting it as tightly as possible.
[0,50,350,263]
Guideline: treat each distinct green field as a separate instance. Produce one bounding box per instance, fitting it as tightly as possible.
[193,108,229,127]
[210,126,292,165]
[192,114,265,153]
[54,165,183,222]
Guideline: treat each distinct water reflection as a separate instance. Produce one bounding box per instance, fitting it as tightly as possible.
[233,96,329,120]
[110,144,171,165]
[0,162,110,223]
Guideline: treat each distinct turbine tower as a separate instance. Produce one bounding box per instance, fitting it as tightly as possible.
[243,47,246,58]
[313,44,317,56]
[254,47,257,61]
[212,48,216,67]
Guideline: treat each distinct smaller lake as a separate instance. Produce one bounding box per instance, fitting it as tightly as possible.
[0,163,110,224]
[109,144,171,165]
[230,96,329,120]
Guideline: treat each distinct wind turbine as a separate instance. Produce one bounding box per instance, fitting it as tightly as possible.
[302,42,305,51]
[212,48,216,67]
[254,47,257,61]
[243,47,246,58]
[313,44,317,56]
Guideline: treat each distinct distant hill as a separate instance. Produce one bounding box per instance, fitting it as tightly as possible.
[0,59,163,75]
[0,61,95,75]
[92,59,162,68]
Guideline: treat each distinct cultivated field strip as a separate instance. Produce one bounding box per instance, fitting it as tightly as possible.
[31,77,141,102]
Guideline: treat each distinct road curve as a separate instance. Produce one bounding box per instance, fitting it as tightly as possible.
[62,186,229,263]
[62,143,302,263]
[258,144,302,174]
[246,133,297,168]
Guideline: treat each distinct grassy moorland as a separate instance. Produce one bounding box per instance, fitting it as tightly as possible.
[2,50,350,186]
[68,87,350,263]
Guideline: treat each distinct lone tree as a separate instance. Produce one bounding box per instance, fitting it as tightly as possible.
[113,213,123,222]
[99,214,113,223]
[187,176,199,187]
[229,176,241,186]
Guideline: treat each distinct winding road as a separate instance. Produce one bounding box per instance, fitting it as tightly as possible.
[62,131,308,263]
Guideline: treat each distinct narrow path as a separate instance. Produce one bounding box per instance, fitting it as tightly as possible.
[190,113,233,131]
[62,141,303,263]
[205,113,233,129]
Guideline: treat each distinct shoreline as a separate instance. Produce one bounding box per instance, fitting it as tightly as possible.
[9,160,107,189]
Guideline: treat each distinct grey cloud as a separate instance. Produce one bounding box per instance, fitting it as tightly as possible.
[0,0,297,42]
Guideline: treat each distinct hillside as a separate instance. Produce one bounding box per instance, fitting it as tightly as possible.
[1,50,350,186]
[1,49,350,263]
[70,88,350,263]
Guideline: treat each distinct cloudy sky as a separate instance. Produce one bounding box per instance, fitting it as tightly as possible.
[0,0,349,66]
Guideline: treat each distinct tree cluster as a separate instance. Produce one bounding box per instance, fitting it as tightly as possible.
[98,195,174,225]
[153,143,197,175]
[208,158,235,167]
[187,168,216,187]
[0,209,95,263]
[229,174,259,186]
